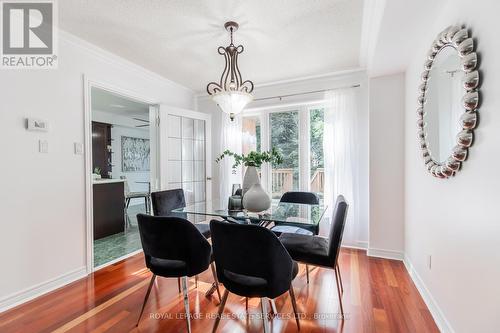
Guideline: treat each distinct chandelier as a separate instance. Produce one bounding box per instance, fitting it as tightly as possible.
[206,21,254,121]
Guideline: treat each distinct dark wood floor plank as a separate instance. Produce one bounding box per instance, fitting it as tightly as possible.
[0,249,439,333]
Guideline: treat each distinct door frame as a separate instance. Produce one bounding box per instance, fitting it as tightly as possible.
[158,105,212,203]
[83,75,160,273]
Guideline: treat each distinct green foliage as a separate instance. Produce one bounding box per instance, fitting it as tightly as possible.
[216,147,283,169]
[269,111,300,188]
[309,108,325,175]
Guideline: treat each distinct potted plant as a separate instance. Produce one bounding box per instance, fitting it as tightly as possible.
[216,148,283,212]
[93,167,102,180]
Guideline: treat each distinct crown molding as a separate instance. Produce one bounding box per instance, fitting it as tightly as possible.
[58,29,194,94]
[359,0,386,71]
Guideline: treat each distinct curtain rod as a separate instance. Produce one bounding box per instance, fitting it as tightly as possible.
[253,84,361,102]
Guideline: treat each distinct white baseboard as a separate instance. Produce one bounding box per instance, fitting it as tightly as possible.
[367,247,404,260]
[0,266,87,313]
[403,255,454,333]
[342,240,368,250]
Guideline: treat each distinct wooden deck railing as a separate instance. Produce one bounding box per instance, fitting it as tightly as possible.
[271,168,294,197]
[265,168,325,197]
[310,168,325,193]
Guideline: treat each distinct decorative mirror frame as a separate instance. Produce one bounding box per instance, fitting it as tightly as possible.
[417,25,480,178]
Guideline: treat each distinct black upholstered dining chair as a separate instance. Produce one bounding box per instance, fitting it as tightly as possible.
[279,195,348,317]
[151,188,212,291]
[151,188,211,238]
[270,191,320,235]
[135,214,221,332]
[209,220,301,333]
[270,191,320,283]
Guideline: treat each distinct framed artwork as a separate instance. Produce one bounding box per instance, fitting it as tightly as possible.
[121,136,150,172]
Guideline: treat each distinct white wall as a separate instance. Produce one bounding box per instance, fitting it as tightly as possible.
[404,0,500,332]
[0,31,194,310]
[196,70,370,248]
[92,110,150,205]
[368,73,405,258]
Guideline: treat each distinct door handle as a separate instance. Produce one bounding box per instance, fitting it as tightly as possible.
[206,177,212,180]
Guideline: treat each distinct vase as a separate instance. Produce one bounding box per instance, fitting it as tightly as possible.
[242,166,260,197]
[242,183,271,212]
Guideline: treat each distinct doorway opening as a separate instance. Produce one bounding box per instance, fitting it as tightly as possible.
[90,87,155,268]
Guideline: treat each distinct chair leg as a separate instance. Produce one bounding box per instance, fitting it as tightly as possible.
[144,197,148,213]
[136,274,156,326]
[212,289,229,333]
[210,262,222,302]
[289,286,301,330]
[195,275,198,288]
[269,299,277,316]
[336,264,344,293]
[306,264,310,284]
[334,266,344,319]
[181,276,192,333]
[261,298,270,333]
[245,297,248,311]
[126,198,130,209]
[177,277,181,293]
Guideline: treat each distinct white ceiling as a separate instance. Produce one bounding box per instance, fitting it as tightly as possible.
[91,87,150,118]
[366,0,447,77]
[60,0,364,92]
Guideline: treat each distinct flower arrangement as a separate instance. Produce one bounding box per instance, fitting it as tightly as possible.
[216,148,283,169]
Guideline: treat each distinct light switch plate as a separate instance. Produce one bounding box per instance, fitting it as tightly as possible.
[74,142,83,155]
[39,140,48,153]
[27,118,49,132]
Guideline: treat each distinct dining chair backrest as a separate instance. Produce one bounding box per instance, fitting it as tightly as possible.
[151,189,187,218]
[120,175,131,195]
[137,214,211,276]
[280,191,320,205]
[327,195,349,266]
[210,219,294,299]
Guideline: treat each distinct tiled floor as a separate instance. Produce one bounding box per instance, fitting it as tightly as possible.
[93,204,145,267]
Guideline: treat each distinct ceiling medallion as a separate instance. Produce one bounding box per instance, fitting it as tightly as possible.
[206,21,254,121]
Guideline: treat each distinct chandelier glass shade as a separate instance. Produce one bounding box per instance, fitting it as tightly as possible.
[206,21,254,121]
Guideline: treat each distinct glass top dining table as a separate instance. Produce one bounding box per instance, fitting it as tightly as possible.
[173,200,327,230]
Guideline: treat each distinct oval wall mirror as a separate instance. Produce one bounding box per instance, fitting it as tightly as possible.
[417,26,480,178]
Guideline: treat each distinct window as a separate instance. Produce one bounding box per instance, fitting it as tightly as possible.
[269,111,300,198]
[309,108,325,198]
[242,116,261,155]
[242,104,325,201]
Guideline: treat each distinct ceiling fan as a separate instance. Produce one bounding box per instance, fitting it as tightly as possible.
[133,118,149,128]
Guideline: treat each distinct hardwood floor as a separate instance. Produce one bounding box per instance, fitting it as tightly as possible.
[0,249,439,333]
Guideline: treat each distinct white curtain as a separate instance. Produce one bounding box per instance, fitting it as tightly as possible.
[218,114,243,208]
[323,88,360,246]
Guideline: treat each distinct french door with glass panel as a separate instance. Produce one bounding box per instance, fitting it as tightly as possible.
[159,106,211,221]
[242,104,324,201]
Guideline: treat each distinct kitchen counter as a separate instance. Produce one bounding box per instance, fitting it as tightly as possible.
[93,178,126,185]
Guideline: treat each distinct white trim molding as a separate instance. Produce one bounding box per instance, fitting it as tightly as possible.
[359,0,386,70]
[404,255,455,333]
[0,266,87,313]
[59,30,194,95]
[342,240,369,250]
[367,247,404,260]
